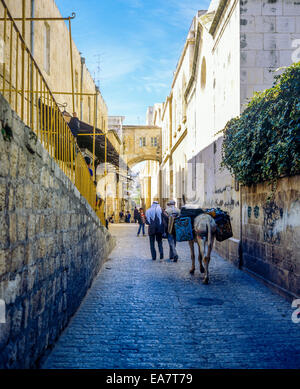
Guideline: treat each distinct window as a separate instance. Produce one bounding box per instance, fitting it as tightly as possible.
[201,57,206,89]
[139,137,146,147]
[151,137,157,147]
[44,23,50,74]
[88,97,91,123]
[75,71,79,110]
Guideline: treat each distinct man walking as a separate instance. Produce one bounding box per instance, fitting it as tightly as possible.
[146,201,164,261]
[164,199,180,262]
[134,207,139,223]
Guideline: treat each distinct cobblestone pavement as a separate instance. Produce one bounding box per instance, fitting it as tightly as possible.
[43,224,300,369]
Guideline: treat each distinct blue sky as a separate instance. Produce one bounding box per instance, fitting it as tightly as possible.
[56,0,211,125]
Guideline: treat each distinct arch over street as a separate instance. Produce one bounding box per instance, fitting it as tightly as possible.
[122,125,162,168]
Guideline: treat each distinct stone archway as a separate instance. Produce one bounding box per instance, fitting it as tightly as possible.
[122,125,162,167]
[121,125,162,206]
[127,155,161,169]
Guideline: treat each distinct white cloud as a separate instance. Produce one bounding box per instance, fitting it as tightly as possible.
[86,45,144,84]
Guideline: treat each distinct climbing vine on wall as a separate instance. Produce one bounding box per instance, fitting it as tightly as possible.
[221,62,300,186]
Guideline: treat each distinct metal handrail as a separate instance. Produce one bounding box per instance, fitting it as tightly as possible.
[0,0,105,225]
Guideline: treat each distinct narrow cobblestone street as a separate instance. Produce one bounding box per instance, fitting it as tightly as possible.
[43,224,300,369]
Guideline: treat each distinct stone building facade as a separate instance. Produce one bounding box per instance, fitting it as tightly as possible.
[120,124,162,212]
[139,104,163,209]
[108,116,125,141]
[0,0,122,219]
[139,160,160,210]
[153,0,300,297]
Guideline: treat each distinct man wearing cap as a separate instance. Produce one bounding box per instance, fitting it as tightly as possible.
[164,199,180,262]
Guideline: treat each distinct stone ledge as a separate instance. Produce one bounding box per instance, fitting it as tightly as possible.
[242,266,300,302]
[215,237,240,268]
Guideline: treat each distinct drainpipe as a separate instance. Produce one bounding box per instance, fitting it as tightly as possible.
[80,56,85,121]
[30,0,34,54]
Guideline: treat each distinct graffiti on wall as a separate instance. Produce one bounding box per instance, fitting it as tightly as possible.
[263,201,283,244]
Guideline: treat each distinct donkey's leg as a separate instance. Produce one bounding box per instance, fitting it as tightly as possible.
[203,235,215,284]
[189,241,195,274]
[197,239,205,273]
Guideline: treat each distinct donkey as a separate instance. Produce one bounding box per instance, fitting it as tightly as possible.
[188,213,217,284]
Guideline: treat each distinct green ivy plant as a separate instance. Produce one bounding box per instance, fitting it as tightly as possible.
[221,62,300,187]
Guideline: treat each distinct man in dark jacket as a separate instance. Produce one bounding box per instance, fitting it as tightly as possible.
[146,201,164,261]
[134,207,139,223]
[125,211,131,223]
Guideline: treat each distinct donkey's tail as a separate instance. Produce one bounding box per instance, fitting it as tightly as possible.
[207,219,212,250]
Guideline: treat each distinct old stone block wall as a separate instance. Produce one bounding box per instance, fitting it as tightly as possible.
[188,135,299,299]
[187,136,241,267]
[241,176,300,299]
[0,95,115,368]
[240,0,300,106]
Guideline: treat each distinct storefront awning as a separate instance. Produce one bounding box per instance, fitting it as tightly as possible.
[77,120,128,170]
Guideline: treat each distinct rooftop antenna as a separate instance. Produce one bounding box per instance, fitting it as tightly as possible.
[94,54,102,89]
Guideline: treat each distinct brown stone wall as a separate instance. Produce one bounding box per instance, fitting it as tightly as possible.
[0,95,115,368]
[241,176,300,298]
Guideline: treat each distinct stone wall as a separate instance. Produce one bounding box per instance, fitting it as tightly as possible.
[240,0,300,107]
[188,136,241,268]
[0,95,115,368]
[188,136,299,299]
[241,176,300,299]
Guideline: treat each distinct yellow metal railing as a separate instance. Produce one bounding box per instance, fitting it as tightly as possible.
[0,0,105,225]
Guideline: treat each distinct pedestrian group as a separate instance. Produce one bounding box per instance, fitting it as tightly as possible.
[144,200,180,262]
[110,199,181,262]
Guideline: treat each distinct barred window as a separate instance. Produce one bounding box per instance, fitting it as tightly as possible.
[139,137,146,147]
[151,137,157,147]
[44,23,50,74]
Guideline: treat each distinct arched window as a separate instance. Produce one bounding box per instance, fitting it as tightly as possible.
[182,74,187,120]
[44,22,50,74]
